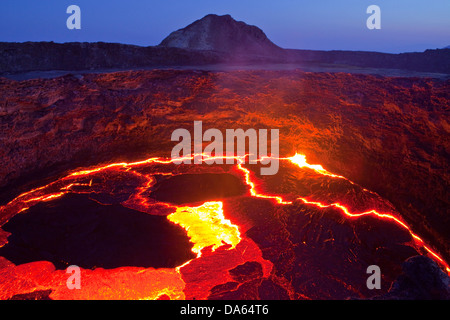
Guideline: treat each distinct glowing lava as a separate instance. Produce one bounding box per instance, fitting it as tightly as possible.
[167,201,241,256]
[0,152,449,301]
[287,154,346,179]
[237,153,450,274]
[237,163,292,205]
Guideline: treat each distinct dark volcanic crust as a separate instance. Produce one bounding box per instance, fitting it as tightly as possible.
[0,69,448,263]
[150,173,247,204]
[0,193,196,269]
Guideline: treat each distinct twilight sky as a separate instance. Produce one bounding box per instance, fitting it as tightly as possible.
[0,0,449,53]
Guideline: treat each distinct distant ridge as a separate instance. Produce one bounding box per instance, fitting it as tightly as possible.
[1,14,450,75]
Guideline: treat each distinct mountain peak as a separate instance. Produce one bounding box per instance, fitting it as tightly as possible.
[159,14,282,56]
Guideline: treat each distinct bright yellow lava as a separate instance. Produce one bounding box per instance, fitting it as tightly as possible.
[288,153,345,178]
[167,201,241,256]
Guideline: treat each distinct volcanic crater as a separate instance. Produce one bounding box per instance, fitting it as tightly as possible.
[0,64,448,300]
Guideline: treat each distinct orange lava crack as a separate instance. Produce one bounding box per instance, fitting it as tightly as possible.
[237,154,450,274]
[1,152,449,289]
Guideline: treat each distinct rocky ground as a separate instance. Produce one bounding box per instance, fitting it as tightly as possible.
[0,69,448,299]
[0,70,448,258]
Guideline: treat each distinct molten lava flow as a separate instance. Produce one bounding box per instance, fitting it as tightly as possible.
[167,201,241,257]
[235,154,450,274]
[237,163,292,205]
[23,192,67,203]
[0,151,449,301]
[287,154,346,179]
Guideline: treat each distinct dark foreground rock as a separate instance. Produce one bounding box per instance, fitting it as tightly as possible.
[376,256,450,300]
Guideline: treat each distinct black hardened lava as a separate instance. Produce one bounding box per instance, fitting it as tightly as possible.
[0,193,196,270]
[150,173,247,205]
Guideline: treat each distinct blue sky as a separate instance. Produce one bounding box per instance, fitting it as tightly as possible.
[0,0,448,53]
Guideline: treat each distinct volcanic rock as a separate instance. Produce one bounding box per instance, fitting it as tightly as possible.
[0,70,448,265]
[0,70,449,301]
[376,256,450,300]
[159,14,283,57]
[1,16,450,75]
[228,261,264,283]
[150,173,247,204]
[0,193,196,269]
[7,289,53,300]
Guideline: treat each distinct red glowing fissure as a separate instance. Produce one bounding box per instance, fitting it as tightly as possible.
[1,153,449,275]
